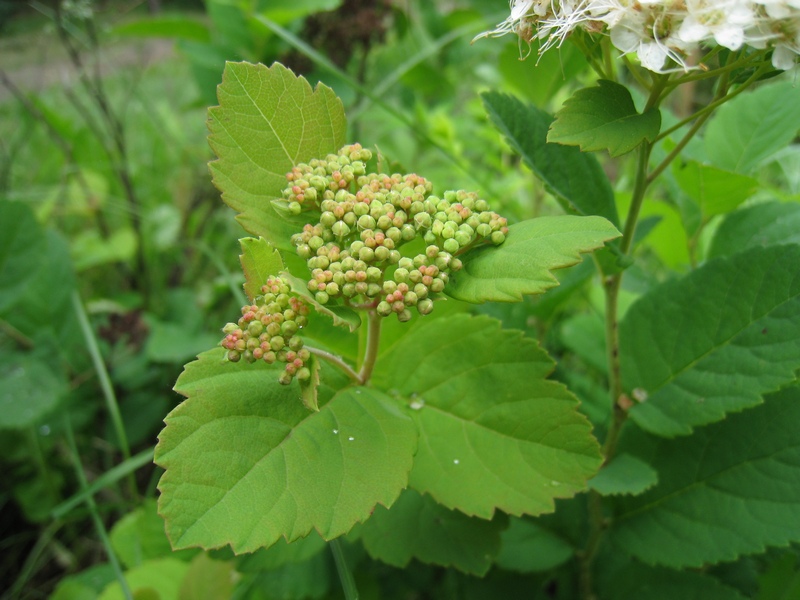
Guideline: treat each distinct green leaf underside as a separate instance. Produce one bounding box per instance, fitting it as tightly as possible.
[156,348,417,552]
[547,80,661,157]
[673,160,757,216]
[360,489,506,575]
[495,517,574,573]
[207,62,346,252]
[588,453,658,496]
[282,271,361,332]
[373,314,602,518]
[239,237,285,301]
[621,244,800,437]
[481,92,618,226]
[446,216,620,303]
[600,562,749,600]
[705,80,800,174]
[611,385,800,568]
[708,202,800,259]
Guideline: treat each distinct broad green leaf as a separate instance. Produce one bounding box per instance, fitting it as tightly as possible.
[373,314,602,518]
[110,500,197,569]
[599,562,748,600]
[0,230,82,368]
[239,237,284,301]
[238,551,331,600]
[282,271,361,331]
[495,517,574,573]
[70,228,137,272]
[587,453,658,496]
[708,202,800,259]
[99,558,189,600]
[235,533,326,571]
[0,359,66,430]
[610,385,800,567]
[208,62,346,251]
[0,201,45,312]
[50,565,116,600]
[178,554,236,600]
[360,489,506,575]
[705,80,800,174]
[757,553,800,600]
[156,349,416,552]
[547,80,661,157]
[482,92,618,225]
[446,216,620,303]
[672,160,757,216]
[559,313,608,375]
[621,244,800,436]
[497,42,587,107]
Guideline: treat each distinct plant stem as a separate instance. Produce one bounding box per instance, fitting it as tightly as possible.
[63,411,133,600]
[306,347,361,384]
[330,538,359,600]
[358,310,382,385]
[71,291,137,499]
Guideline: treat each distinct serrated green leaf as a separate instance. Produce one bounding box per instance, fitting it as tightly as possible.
[708,202,800,259]
[0,201,45,312]
[360,489,506,576]
[599,562,749,600]
[547,80,661,157]
[587,453,658,496]
[705,80,800,174]
[672,159,757,216]
[156,349,416,552]
[482,92,618,225]
[610,385,800,568]
[239,237,285,301]
[621,244,800,437]
[446,216,620,303]
[372,314,602,519]
[208,62,346,251]
[495,517,574,573]
[282,271,361,332]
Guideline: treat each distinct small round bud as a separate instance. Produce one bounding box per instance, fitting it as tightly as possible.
[417,298,434,315]
[443,238,460,254]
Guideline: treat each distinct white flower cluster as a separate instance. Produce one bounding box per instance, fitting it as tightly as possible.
[477,0,800,72]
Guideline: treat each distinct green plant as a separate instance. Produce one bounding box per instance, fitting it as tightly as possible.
[151,45,800,599]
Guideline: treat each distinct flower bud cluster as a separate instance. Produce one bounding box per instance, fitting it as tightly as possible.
[476,0,800,72]
[287,148,509,320]
[220,276,312,385]
[281,143,372,215]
